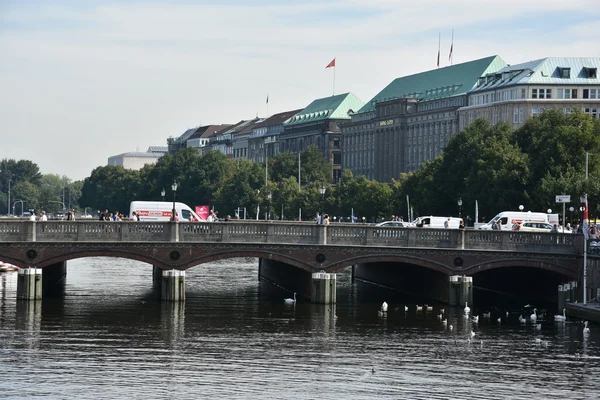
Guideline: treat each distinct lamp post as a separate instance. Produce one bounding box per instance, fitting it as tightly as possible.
[13,200,26,217]
[267,192,272,220]
[319,186,326,214]
[161,188,166,202]
[7,178,10,216]
[519,204,524,212]
[569,206,574,224]
[457,198,463,218]
[171,180,178,221]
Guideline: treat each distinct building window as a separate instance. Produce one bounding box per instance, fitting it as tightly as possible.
[532,108,538,117]
[532,88,552,99]
[583,89,598,99]
[564,107,572,114]
[585,67,597,78]
[558,88,578,99]
[519,108,524,123]
[521,88,526,99]
[559,67,571,78]
[513,108,519,123]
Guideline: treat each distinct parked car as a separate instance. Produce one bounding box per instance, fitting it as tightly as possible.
[375,221,414,228]
[518,222,553,232]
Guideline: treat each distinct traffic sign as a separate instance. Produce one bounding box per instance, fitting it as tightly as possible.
[555,195,571,203]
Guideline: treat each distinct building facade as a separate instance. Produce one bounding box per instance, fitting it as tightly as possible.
[342,56,507,181]
[280,93,364,183]
[459,57,600,130]
[248,109,302,164]
[107,146,168,170]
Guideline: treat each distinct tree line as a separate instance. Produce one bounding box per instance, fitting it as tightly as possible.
[2,109,599,222]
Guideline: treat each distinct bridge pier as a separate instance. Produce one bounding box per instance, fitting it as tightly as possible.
[161,270,186,302]
[448,275,473,307]
[311,272,336,304]
[16,268,42,300]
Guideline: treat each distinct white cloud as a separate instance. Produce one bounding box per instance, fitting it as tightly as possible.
[0,0,599,179]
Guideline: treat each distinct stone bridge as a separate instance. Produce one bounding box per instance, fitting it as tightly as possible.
[0,220,593,304]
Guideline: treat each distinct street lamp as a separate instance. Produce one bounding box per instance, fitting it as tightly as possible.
[569,206,574,224]
[319,186,326,213]
[171,180,178,221]
[457,198,463,218]
[267,192,272,220]
[13,200,26,217]
[161,188,166,202]
[519,204,524,212]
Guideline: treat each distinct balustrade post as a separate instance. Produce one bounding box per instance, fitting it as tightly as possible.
[77,222,86,241]
[266,224,275,243]
[121,222,130,241]
[221,222,230,243]
[25,221,36,242]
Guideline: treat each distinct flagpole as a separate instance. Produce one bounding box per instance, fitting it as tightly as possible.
[437,33,441,68]
[333,57,336,96]
[266,94,269,118]
[450,29,454,66]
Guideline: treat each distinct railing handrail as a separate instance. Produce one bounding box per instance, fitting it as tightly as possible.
[0,220,584,256]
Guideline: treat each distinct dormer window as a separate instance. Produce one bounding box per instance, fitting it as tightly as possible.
[584,67,597,78]
[559,67,571,78]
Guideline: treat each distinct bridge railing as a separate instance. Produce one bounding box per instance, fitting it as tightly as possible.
[0,220,583,255]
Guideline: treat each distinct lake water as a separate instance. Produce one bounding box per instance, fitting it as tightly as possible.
[1,257,599,399]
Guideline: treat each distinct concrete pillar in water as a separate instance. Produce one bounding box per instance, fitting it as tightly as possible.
[161,270,186,302]
[563,282,572,303]
[459,276,473,308]
[557,284,566,313]
[17,268,43,300]
[570,281,577,303]
[153,266,163,287]
[311,272,336,304]
[448,275,460,306]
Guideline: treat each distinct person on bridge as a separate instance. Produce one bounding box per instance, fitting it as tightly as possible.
[39,211,48,221]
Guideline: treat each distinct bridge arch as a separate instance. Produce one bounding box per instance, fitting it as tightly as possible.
[461,257,578,280]
[324,254,455,276]
[19,248,314,273]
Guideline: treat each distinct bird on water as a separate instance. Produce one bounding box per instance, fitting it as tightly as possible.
[284,292,297,304]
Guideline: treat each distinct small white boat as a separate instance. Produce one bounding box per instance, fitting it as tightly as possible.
[0,261,20,272]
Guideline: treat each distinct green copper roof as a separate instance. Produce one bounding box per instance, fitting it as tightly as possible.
[357,55,507,113]
[285,92,364,126]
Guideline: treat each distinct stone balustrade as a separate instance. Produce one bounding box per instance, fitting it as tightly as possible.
[0,220,583,255]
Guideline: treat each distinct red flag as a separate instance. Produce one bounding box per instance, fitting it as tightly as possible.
[326,58,336,68]
[583,199,590,240]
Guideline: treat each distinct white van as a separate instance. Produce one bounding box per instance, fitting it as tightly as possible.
[413,216,463,229]
[478,211,549,231]
[129,201,201,222]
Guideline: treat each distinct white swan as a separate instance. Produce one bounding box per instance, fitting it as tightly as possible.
[284,292,297,304]
[425,305,433,311]
[530,308,538,323]
[583,321,590,334]
[439,308,445,314]
[416,305,423,311]
[482,311,491,318]
[381,301,388,312]
[519,315,526,324]
[470,330,476,337]
[497,317,502,324]
[449,324,454,332]
[554,308,566,322]
[464,302,470,314]
[404,305,408,312]
[472,315,479,323]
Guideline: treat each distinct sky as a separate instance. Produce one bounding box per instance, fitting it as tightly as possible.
[1,0,599,181]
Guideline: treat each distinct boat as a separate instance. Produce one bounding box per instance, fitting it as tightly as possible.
[0,261,20,272]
